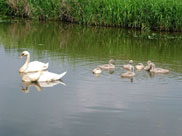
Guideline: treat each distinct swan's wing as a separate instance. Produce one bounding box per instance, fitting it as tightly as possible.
[58,72,67,79]
[28,72,42,81]
[25,61,48,72]
[38,71,67,82]
[155,68,169,73]
[144,65,150,70]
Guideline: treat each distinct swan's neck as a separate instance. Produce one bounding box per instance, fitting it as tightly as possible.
[151,66,155,71]
[19,54,30,72]
[33,83,42,91]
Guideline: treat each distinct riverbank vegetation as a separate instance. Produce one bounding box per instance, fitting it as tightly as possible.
[0,0,182,31]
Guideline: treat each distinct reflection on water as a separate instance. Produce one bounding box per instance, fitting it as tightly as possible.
[0,21,182,72]
[21,80,66,93]
[0,21,182,136]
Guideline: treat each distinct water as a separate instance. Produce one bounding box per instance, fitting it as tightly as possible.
[0,21,182,136]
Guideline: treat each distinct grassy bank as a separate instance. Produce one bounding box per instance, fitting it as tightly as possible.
[0,0,182,31]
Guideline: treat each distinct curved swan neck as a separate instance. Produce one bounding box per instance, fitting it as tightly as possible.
[33,83,42,91]
[150,65,155,71]
[25,53,30,65]
[23,54,30,70]
[19,53,30,72]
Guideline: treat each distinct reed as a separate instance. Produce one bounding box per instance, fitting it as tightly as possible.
[0,0,182,31]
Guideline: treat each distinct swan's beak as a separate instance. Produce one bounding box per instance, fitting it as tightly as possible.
[20,54,24,58]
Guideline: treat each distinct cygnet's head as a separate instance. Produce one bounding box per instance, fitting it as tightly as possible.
[149,63,155,69]
[147,60,152,65]
[138,63,143,65]
[109,59,115,64]
[129,60,133,64]
[93,67,102,74]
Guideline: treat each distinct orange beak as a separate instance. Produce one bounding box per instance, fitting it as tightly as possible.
[20,54,24,58]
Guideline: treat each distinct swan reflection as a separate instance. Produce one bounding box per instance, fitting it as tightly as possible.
[20,72,66,93]
[21,80,66,93]
[20,70,67,82]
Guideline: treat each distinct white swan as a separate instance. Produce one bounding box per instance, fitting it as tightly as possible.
[21,71,67,82]
[19,51,48,73]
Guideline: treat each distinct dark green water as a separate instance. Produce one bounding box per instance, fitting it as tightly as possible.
[0,21,182,136]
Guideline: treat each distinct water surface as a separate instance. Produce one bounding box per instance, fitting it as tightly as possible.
[0,21,182,136]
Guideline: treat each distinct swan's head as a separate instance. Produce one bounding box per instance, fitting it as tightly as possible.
[21,51,29,58]
[20,86,29,93]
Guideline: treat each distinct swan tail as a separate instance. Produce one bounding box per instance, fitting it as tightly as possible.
[45,63,49,68]
[57,71,67,80]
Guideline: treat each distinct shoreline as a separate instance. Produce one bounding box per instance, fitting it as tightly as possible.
[0,0,182,32]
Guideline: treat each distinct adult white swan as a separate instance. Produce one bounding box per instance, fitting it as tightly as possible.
[19,51,49,73]
[21,71,67,82]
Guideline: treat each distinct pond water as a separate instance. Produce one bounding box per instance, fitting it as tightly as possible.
[0,20,182,136]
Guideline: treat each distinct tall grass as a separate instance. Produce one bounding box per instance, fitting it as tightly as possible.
[0,0,182,31]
